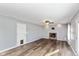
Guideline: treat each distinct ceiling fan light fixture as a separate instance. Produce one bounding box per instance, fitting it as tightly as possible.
[43,19,54,29]
[45,20,50,23]
[43,19,54,24]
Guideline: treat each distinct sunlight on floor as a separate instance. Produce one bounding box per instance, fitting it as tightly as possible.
[45,49,59,56]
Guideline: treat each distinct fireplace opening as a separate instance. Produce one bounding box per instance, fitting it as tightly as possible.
[49,33,57,39]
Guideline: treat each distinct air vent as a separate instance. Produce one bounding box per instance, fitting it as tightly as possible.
[20,40,24,44]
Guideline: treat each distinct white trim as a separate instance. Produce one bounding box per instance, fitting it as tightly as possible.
[0,40,36,53]
[0,42,27,53]
[70,44,78,56]
[0,45,17,53]
[57,39,68,41]
[68,41,78,56]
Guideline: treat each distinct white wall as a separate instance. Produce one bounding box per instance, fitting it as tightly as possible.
[0,16,17,51]
[0,15,46,51]
[26,23,46,43]
[46,24,67,41]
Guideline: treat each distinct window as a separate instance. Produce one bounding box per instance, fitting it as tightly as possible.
[68,24,71,41]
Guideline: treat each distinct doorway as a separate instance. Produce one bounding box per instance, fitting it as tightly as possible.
[17,22,27,46]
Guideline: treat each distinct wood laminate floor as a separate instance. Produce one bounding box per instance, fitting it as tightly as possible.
[0,39,74,56]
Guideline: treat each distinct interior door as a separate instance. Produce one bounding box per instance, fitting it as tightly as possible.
[17,22,26,46]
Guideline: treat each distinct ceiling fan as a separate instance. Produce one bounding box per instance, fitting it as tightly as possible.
[44,20,54,24]
[43,19,54,28]
[43,19,62,28]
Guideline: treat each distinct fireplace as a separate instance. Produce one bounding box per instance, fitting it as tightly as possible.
[49,33,57,39]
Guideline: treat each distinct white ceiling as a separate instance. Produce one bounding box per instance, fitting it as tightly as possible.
[0,3,79,25]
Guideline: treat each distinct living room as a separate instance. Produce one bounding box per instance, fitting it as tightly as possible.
[0,3,79,56]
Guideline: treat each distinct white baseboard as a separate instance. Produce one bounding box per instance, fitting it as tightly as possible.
[70,45,78,56]
[0,45,17,53]
[67,41,78,56]
[0,40,38,53]
[58,39,67,41]
[0,42,27,53]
